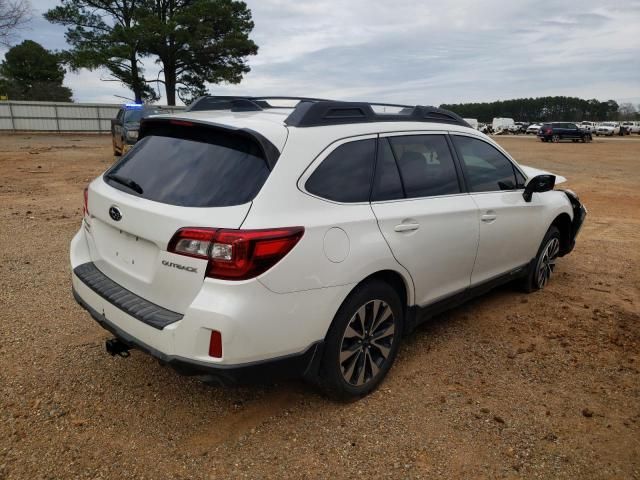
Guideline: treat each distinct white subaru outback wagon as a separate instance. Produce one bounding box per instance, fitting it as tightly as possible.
[71,97,586,399]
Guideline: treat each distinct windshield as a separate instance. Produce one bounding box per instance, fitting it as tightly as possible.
[123,108,163,123]
[601,122,616,127]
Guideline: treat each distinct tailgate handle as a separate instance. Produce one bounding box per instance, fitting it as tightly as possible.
[394,223,420,232]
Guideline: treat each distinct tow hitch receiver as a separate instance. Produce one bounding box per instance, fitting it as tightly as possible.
[105,338,131,357]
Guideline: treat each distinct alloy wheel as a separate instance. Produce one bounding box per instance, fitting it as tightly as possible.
[552,135,560,143]
[339,299,396,386]
[536,237,560,289]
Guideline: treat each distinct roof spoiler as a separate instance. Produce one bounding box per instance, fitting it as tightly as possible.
[139,117,281,169]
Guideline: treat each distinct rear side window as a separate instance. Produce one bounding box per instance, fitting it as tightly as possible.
[452,135,518,192]
[388,135,461,198]
[305,139,375,203]
[105,128,270,207]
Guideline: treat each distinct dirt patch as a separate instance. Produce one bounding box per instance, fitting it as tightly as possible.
[0,133,639,479]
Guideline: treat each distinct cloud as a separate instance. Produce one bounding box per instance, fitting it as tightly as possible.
[1,0,639,105]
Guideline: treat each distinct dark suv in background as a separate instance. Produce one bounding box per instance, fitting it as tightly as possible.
[111,104,167,156]
[537,122,592,143]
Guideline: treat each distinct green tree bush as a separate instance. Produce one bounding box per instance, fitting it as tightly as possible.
[440,96,621,123]
[45,0,258,105]
[0,40,73,101]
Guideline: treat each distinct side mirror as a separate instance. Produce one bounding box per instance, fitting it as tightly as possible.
[523,174,555,202]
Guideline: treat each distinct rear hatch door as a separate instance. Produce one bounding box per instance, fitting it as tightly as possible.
[84,119,282,314]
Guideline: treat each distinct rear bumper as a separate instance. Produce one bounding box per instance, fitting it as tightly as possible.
[69,227,349,383]
[72,287,323,384]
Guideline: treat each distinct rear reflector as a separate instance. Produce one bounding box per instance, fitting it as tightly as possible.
[167,226,304,280]
[209,330,222,358]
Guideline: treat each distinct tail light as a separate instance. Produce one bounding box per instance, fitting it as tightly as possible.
[167,226,304,280]
[82,187,89,216]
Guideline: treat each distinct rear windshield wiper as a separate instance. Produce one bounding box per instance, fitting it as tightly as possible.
[105,173,144,194]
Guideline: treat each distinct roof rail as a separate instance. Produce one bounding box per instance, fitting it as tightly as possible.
[284,101,470,128]
[185,96,471,129]
[186,95,332,112]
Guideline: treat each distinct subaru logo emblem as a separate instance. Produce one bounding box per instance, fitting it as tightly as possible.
[109,206,122,222]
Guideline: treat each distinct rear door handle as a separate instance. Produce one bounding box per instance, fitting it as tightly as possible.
[394,223,420,232]
[481,213,497,222]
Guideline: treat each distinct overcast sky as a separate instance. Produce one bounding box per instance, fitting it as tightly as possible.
[2,0,639,106]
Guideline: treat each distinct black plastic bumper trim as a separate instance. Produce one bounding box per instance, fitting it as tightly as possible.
[562,190,587,254]
[72,287,323,385]
[73,262,182,330]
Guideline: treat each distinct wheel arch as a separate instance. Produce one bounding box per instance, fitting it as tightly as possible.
[362,269,412,308]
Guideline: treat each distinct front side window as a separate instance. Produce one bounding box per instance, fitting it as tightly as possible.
[387,135,461,198]
[452,135,519,192]
[305,139,376,203]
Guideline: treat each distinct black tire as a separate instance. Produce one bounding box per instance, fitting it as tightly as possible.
[521,226,561,293]
[552,134,560,143]
[318,279,404,400]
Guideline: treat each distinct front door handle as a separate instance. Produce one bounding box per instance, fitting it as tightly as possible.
[481,213,497,222]
[394,223,420,232]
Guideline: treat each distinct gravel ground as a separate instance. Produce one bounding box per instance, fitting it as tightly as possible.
[0,133,639,479]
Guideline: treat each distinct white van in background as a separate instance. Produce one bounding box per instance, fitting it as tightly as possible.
[463,118,479,130]
[492,117,515,132]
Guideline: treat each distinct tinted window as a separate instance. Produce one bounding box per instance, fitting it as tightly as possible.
[388,135,460,198]
[305,139,375,202]
[124,109,144,123]
[123,108,163,123]
[371,138,404,201]
[105,132,270,207]
[452,135,518,192]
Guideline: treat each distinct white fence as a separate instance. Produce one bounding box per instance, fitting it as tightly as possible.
[0,101,184,132]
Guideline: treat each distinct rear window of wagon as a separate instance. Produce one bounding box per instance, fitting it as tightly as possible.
[105,124,271,208]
